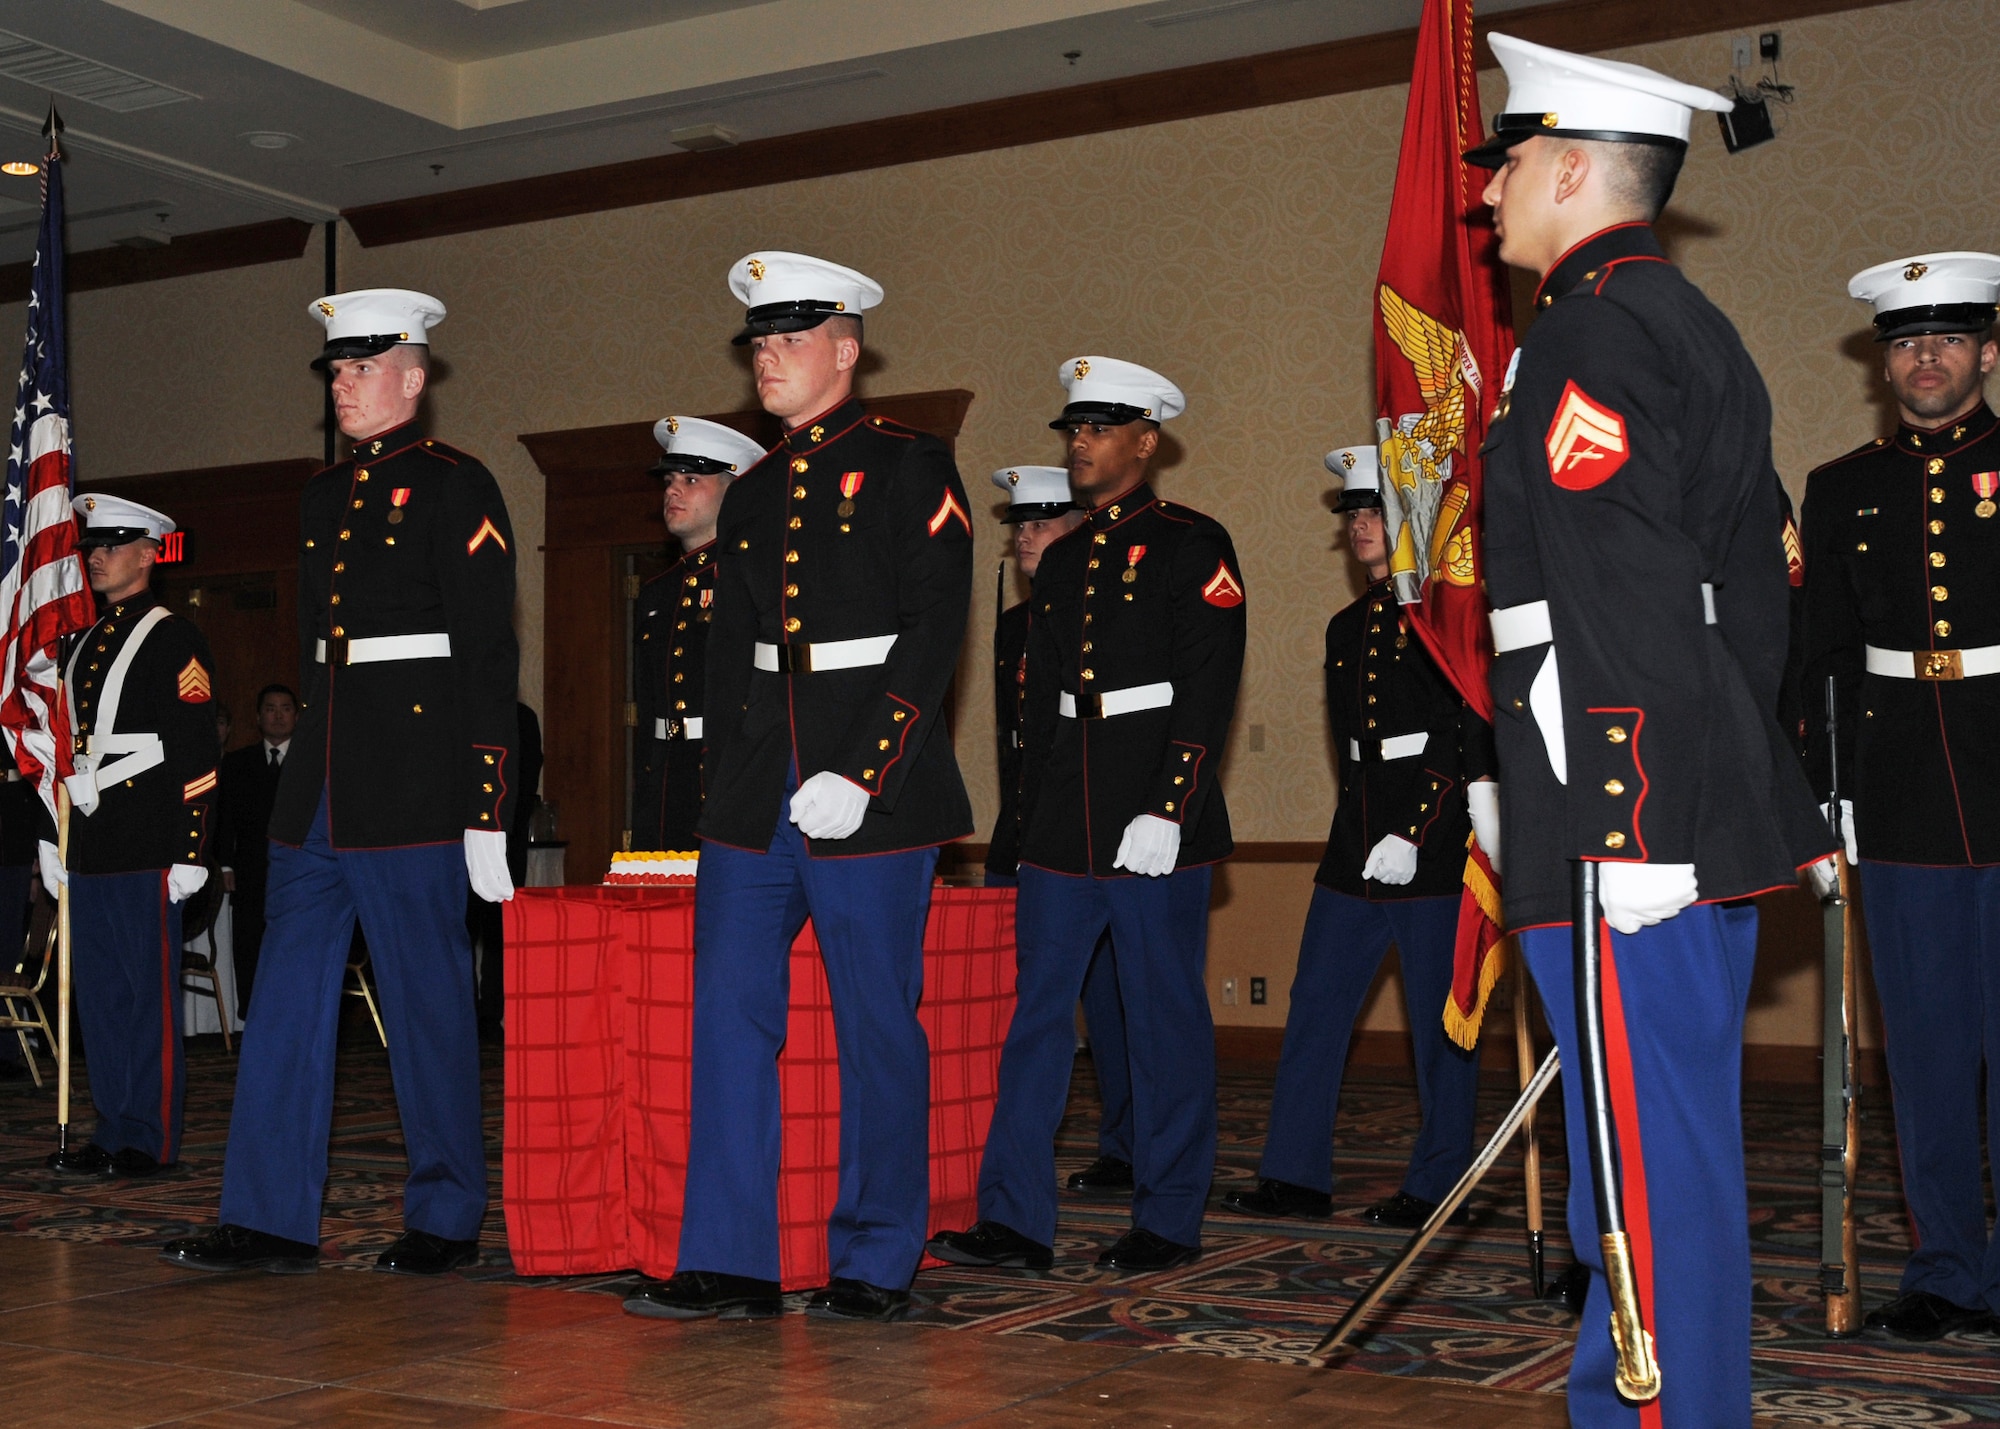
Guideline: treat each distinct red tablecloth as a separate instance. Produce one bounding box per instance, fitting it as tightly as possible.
[502,884,1016,1289]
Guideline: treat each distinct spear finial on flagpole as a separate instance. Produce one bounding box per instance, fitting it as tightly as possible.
[40,100,62,160]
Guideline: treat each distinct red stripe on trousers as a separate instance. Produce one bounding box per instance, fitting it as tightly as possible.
[157,874,177,1164]
[1600,924,1662,1429]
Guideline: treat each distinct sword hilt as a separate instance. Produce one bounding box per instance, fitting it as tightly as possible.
[1602,1231,1662,1401]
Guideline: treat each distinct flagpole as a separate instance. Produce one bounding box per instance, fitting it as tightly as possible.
[1510,950,1545,1297]
[53,775,71,1150]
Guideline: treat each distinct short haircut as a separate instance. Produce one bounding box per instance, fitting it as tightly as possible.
[1586,138,1686,219]
[823,313,863,347]
[393,342,431,375]
[256,683,298,709]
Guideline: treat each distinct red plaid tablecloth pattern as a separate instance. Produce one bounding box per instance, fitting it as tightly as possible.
[504,884,1016,1289]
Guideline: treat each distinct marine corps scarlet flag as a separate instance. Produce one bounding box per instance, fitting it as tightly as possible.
[1369,0,1515,1047]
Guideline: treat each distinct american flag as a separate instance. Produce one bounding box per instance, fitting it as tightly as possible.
[0,125,95,820]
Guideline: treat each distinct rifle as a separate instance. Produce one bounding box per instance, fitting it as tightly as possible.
[1820,676,1862,1336]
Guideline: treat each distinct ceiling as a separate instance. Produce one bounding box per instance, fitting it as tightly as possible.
[0,0,1559,265]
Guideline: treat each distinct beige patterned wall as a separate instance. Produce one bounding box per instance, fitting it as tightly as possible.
[32,0,1997,867]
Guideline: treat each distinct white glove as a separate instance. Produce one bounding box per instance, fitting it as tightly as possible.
[789,771,870,841]
[1467,780,1500,872]
[1597,862,1698,935]
[1362,834,1420,886]
[37,841,64,891]
[1113,814,1181,877]
[1807,857,1839,899]
[1820,800,1858,865]
[167,865,209,904]
[465,828,514,903]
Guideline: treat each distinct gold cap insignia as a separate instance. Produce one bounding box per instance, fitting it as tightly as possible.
[1541,112,1559,127]
[1006,471,1020,486]
[1073,358,1090,381]
[1904,262,1930,282]
[746,258,766,282]
[316,300,336,316]
[665,416,679,435]
[83,497,95,511]
[1341,452,1356,470]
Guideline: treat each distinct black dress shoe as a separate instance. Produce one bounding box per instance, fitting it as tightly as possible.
[46,1142,113,1176]
[1221,1178,1333,1219]
[1546,1263,1590,1316]
[1065,1156,1135,1197]
[926,1220,1054,1270]
[111,1148,173,1178]
[1095,1228,1201,1273]
[623,1271,783,1321]
[1865,1290,1987,1341]
[805,1277,910,1322]
[160,1224,319,1274]
[375,1229,481,1276]
[1361,1191,1469,1229]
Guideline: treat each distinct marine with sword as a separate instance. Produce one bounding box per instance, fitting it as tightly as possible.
[1465,34,1830,1426]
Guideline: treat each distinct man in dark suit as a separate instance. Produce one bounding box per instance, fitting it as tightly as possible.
[217,684,296,1018]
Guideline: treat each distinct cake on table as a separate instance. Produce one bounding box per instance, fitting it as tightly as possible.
[605,850,699,885]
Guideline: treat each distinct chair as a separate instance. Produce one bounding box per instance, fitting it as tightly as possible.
[0,921,59,1088]
[179,915,233,1053]
[345,950,387,1047]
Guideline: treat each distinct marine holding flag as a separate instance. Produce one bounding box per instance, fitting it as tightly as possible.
[1467,33,1830,1426]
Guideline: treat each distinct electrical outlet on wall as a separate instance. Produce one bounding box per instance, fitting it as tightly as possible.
[1250,977,1267,1005]
[1731,35,1754,72]
[1248,723,1266,752]
[1222,978,1238,1006]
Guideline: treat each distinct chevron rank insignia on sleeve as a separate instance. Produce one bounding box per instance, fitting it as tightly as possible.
[927,490,971,537]
[1201,561,1244,608]
[467,517,508,555]
[1545,381,1628,490]
[177,659,211,702]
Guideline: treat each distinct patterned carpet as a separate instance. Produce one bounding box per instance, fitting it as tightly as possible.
[1,1020,1995,1427]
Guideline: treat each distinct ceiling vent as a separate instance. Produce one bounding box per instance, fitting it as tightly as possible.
[0,30,197,112]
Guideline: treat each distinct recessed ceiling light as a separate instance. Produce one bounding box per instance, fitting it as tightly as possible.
[1,161,38,176]
[241,132,297,151]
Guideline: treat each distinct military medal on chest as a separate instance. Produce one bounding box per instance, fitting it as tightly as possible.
[838,470,863,518]
[388,486,410,524]
[1123,544,1146,584]
[1973,470,1997,519]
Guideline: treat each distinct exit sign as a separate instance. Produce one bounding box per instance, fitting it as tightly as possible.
[155,530,189,564]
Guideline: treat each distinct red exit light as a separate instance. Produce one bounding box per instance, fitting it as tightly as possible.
[156,530,187,564]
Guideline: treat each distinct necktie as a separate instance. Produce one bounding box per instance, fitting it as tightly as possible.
[268,747,280,768]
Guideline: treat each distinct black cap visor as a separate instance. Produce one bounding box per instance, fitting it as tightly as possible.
[1000,501,1077,524]
[312,335,418,371]
[1463,113,1688,168]
[1048,401,1157,431]
[1872,303,1998,341]
[731,300,857,346]
[1333,491,1384,513]
[78,526,154,548]
[651,454,738,478]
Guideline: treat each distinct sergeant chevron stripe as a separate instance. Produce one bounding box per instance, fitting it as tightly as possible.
[177,658,211,702]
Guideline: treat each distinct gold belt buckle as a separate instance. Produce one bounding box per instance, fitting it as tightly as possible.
[1077,691,1105,719]
[775,643,814,674]
[1917,649,1963,681]
[326,634,350,666]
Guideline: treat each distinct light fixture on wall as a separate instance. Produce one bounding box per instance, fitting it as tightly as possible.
[668,124,737,153]
[0,160,37,176]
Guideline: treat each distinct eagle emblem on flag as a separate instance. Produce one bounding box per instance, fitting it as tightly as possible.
[1377,284,1476,594]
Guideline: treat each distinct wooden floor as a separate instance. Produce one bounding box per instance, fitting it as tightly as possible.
[0,1238,1598,1428]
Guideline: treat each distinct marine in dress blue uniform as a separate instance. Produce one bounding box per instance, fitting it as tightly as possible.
[1800,252,2000,1342]
[1467,35,1828,1427]
[1223,446,1492,1227]
[45,495,216,1179]
[929,358,1245,1275]
[629,416,765,853]
[984,467,1133,1198]
[163,288,520,1277]
[624,253,974,1325]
